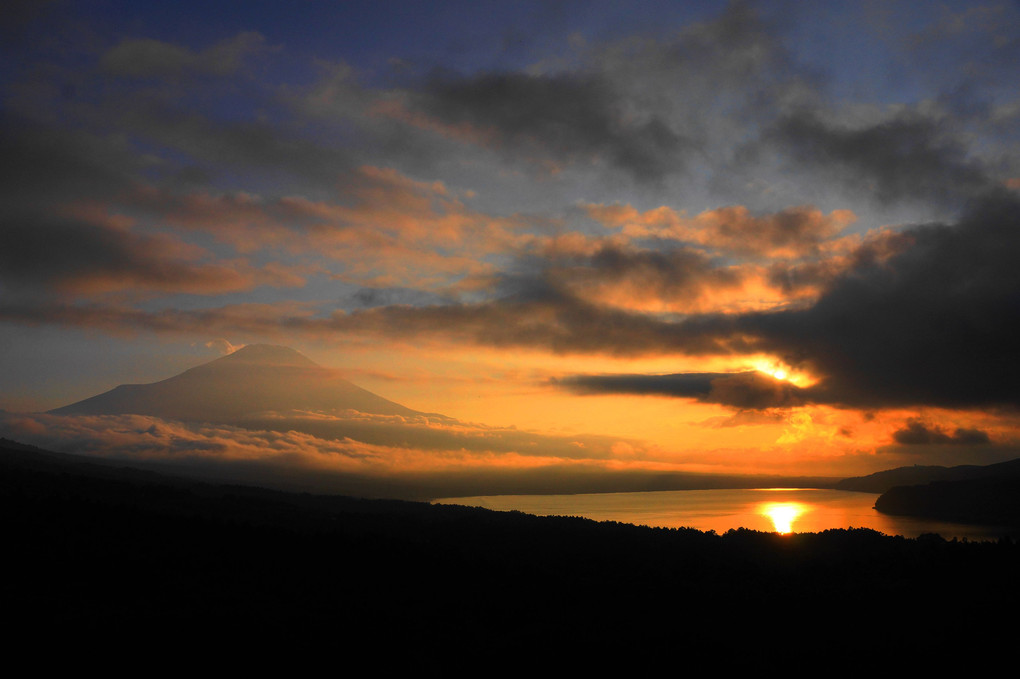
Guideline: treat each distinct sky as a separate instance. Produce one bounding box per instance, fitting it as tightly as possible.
[2,0,1020,485]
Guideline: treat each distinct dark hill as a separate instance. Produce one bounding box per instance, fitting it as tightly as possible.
[876,476,1020,527]
[50,343,421,422]
[3,438,1019,667]
[836,457,1020,493]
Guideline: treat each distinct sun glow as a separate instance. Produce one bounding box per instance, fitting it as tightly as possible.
[752,359,815,387]
[760,502,806,534]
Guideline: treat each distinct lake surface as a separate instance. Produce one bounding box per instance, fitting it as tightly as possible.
[434,488,1018,542]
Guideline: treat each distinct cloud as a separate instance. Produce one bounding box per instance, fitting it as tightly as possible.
[764,227,909,296]
[558,371,806,410]
[126,165,521,289]
[231,409,644,460]
[5,192,1019,413]
[205,339,245,355]
[0,283,745,361]
[101,32,268,78]
[0,408,654,486]
[539,242,750,314]
[343,286,450,309]
[326,291,744,356]
[764,109,992,206]
[409,70,688,181]
[892,420,991,446]
[385,1,816,185]
[905,3,1020,90]
[117,100,357,187]
[743,190,1020,409]
[2,1,1019,425]
[587,202,857,260]
[0,211,300,295]
[697,409,788,429]
[0,112,139,209]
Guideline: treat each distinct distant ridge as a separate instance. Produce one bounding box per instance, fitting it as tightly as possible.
[50,344,421,422]
[853,457,1020,527]
[836,458,1020,494]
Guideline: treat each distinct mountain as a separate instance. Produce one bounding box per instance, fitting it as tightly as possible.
[840,457,1020,527]
[50,344,421,422]
[835,458,1020,493]
[874,476,1020,527]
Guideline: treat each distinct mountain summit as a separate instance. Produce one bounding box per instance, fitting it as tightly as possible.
[215,344,319,368]
[51,345,419,422]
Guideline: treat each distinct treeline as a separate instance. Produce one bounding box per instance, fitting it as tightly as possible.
[2,440,1018,668]
[876,476,1020,526]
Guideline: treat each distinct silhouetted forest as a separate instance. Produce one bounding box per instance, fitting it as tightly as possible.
[876,477,1020,526]
[836,456,1020,527]
[3,439,1017,669]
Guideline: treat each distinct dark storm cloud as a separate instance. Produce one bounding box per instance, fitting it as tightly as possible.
[766,109,991,206]
[5,191,1019,411]
[0,287,746,357]
[537,241,744,308]
[0,112,296,296]
[413,71,688,181]
[0,113,138,207]
[746,190,1020,409]
[892,420,991,446]
[543,191,1020,412]
[329,189,1020,410]
[2,0,1017,417]
[584,245,740,291]
[0,213,259,295]
[765,228,912,294]
[326,289,744,356]
[0,114,257,295]
[695,205,852,259]
[559,371,805,410]
[400,3,819,185]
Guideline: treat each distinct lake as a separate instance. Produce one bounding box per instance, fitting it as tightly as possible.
[434,487,1018,542]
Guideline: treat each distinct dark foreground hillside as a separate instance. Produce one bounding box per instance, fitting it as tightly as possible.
[876,476,1020,526]
[3,440,1018,669]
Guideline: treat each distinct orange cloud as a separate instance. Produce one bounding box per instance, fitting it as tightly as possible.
[130,166,530,290]
[585,202,857,259]
[0,204,305,297]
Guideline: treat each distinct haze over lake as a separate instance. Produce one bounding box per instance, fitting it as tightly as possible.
[436,488,1019,542]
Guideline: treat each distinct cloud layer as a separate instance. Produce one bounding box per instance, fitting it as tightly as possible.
[3,1,1020,478]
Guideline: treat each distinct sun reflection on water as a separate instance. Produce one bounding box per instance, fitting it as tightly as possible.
[760,502,806,534]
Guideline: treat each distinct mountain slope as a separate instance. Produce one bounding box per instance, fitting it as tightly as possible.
[4,436,1019,666]
[874,476,1020,527]
[836,458,1020,493]
[50,344,421,422]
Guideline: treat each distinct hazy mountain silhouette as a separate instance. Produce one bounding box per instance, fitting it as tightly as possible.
[50,344,422,422]
[836,457,1020,493]
[34,344,845,499]
[834,457,1020,527]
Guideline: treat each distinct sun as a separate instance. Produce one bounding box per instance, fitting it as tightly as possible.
[752,358,815,388]
[760,502,805,534]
